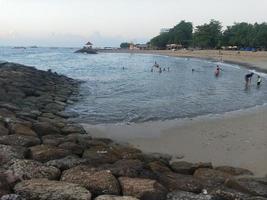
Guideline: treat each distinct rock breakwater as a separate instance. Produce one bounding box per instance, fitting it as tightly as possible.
[0,62,266,200]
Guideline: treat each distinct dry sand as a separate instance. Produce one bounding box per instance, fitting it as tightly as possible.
[83,50,267,176]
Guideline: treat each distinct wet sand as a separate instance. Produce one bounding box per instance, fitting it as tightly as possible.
[83,106,267,177]
[83,50,267,177]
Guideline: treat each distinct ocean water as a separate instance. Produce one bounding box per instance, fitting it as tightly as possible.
[1,47,267,124]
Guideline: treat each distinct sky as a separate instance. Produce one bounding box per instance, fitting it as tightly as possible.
[0,0,267,47]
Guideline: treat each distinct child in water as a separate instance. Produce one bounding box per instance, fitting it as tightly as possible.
[257,75,262,86]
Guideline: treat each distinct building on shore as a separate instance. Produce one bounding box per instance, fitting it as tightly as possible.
[84,42,93,49]
[166,44,183,50]
[129,43,149,50]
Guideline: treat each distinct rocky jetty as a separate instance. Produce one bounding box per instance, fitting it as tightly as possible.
[74,47,98,54]
[0,62,266,200]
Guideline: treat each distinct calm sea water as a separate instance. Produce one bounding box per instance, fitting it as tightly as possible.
[1,47,267,124]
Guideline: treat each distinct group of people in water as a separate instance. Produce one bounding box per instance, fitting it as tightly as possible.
[151,61,263,88]
[151,62,169,73]
[245,72,262,87]
[215,65,262,88]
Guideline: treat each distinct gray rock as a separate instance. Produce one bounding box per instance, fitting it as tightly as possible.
[58,142,84,156]
[170,161,212,175]
[0,145,27,165]
[225,177,267,197]
[194,168,232,190]
[95,195,139,200]
[0,135,40,147]
[32,122,61,136]
[7,159,60,180]
[0,123,9,136]
[46,155,88,170]
[215,166,253,176]
[148,161,204,192]
[100,159,155,178]
[167,190,212,200]
[119,177,167,200]
[14,179,91,200]
[0,194,25,200]
[61,166,120,196]
[9,123,37,137]
[29,145,71,162]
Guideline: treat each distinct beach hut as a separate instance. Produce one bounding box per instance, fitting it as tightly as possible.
[84,42,93,49]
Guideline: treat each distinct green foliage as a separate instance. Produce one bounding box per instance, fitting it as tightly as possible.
[120,42,131,49]
[150,20,193,48]
[223,22,267,48]
[193,20,222,49]
[149,20,267,49]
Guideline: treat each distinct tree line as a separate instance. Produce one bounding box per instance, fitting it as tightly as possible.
[149,20,267,50]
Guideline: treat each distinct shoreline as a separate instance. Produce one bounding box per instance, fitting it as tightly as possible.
[83,103,267,177]
[83,49,267,177]
[98,49,267,73]
[1,61,266,199]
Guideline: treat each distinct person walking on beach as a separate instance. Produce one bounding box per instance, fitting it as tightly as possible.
[257,75,262,87]
[245,72,254,86]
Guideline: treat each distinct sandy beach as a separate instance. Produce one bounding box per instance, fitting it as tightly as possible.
[83,49,267,177]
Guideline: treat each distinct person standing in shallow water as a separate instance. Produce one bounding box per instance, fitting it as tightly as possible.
[257,75,262,87]
[245,72,254,86]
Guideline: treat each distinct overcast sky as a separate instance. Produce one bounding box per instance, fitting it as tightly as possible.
[0,0,267,47]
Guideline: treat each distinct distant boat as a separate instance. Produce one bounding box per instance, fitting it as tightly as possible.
[29,46,38,48]
[13,46,26,49]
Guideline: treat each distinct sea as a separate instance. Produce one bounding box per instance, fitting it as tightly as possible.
[1,46,267,124]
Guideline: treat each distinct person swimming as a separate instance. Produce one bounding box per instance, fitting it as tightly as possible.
[159,67,162,73]
[245,72,254,85]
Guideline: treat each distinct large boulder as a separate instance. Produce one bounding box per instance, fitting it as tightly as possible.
[170,161,212,175]
[194,168,232,190]
[167,190,212,200]
[95,195,139,200]
[82,146,121,165]
[100,159,152,178]
[225,177,267,197]
[214,166,253,176]
[210,186,250,200]
[61,124,86,135]
[0,194,25,200]
[9,123,37,137]
[32,122,60,136]
[148,161,203,192]
[29,145,71,162]
[0,145,27,164]
[46,155,89,171]
[58,142,84,156]
[14,179,91,200]
[118,177,167,200]
[0,135,40,147]
[0,172,12,197]
[7,159,60,180]
[61,166,120,196]
[0,122,9,136]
